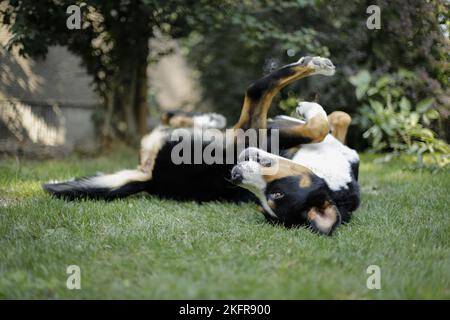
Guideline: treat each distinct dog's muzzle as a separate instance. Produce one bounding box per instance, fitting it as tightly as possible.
[230,166,244,184]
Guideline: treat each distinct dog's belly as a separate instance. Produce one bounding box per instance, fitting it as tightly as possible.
[291,134,358,191]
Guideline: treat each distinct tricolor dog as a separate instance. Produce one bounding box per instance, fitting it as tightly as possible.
[43,56,360,235]
[160,110,227,130]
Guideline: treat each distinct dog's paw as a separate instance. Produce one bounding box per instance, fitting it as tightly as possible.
[298,56,335,76]
[193,113,227,129]
[296,101,327,120]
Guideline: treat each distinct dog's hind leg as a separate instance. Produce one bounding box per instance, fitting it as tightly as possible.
[328,111,352,145]
[233,56,335,131]
[275,101,332,148]
[233,57,335,149]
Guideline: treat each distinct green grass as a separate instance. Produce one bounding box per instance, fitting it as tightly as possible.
[0,147,449,299]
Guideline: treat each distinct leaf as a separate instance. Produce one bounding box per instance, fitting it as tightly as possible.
[416,97,434,113]
[390,88,402,98]
[367,87,378,96]
[398,68,415,79]
[356,84,369,100]
[375,76,391,88]
[425,109,440,120]
[399,97,411,111]
[369,100,384,113]
[349,70,371,85]
[409,112,419,126]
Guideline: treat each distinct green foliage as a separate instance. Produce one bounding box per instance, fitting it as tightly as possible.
[2,0,449,146]
[183,0,328,122]
[187,0,450,144]
[350,70,450,169]
[278,92,300,116]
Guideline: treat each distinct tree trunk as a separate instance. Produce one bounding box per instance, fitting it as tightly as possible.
[100,85,115,148]
[122,69,138,140]
[106,2,151,143]
[134,34,150,136]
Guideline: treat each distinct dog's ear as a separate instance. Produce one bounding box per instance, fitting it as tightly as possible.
[307,201,341,235]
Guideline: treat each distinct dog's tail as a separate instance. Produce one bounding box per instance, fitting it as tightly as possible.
[42,169,150,200]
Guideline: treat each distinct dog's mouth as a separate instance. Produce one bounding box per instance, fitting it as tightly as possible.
[230,148,278,187]
[229,161,268,202]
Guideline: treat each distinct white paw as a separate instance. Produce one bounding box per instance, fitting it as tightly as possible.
[298,56,335,76]
[296,101,328,120]
[193,113,227,129]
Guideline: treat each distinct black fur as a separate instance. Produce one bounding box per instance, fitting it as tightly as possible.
[145,139,254,202]
[350,161,359,181]
[43,177,148,201]
[246,66,296,100]
[245,56,313,101]
[263,175,330,227]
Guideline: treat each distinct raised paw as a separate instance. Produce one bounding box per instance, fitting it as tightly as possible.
[297,56,335,76]
[296,101,327,120]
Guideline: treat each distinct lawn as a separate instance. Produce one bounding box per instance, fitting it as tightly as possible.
[0,146,449,299]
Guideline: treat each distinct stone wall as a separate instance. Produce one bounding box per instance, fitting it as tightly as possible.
[0,27,100,156]
[0,27,201,156]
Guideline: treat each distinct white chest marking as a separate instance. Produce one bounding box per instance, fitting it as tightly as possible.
[292,135,357,191]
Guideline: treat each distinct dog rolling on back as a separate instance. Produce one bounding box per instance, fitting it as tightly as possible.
[43,56,360,235]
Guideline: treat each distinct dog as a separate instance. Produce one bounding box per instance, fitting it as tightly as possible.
[43,56,360,235]
[160,110,227,129]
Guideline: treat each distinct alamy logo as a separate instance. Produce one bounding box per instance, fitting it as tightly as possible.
[66,265,81,290]
[366,5,381,30]
[66,5,81,30]
[170,128,279,166]
[366,265,381,290]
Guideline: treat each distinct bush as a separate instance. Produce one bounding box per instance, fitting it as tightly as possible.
[350,70,449,169]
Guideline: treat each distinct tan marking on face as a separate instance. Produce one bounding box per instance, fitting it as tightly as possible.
[169,115,194,128]
[299,174,312,188]
[261,157,313,183]
[307,210,317,221]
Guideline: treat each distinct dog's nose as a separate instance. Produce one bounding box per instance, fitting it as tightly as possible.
[230,168,243,184]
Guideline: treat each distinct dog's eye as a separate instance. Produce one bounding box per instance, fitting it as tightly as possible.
[270,192,284,200]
